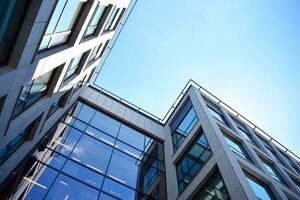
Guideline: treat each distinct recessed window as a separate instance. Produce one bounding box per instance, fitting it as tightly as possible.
[176,131,212,193]
[192,170,230,200]
[47,93,67,118]
[224,134,250,161]
[170,98,198,151]
[245,173,275,200]
[84,3,107,37]
[64,53,84,80]
[88,44,101,63]
[38,0,85,51]
[263,145,286,167]
[12,70,54,119]
[0,95,6,114]
[238,127,256,145]
[0,0,30,66]
[207,105,228,125]
[103,7,120,32]
[262,160,286,184]
[0,119,36,166]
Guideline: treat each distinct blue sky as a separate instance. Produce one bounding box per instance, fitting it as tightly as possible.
[94,0,300,155]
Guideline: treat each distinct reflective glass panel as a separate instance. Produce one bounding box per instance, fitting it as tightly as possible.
[45,174,99,200]
[224,135,249,160]
[192,170,230,200]
[176,131,212,193]
[246,174,274,200]
[71,134,112,174]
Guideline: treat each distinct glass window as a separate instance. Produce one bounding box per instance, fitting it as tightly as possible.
[90,111,120,137]
[118,125,146,151]
[0,0,30,66]
[0,121,33,165]
[224,135,250,161]
[170,98,198,151]
[88,44,101,63]
[192,170,230,200]
[74,103,96,123]
[245,173,274,200]
[262,160,285,184]
[39,0,84,51]
[207,105,228,125]
[102,178,136,200]
[85,4,107,37]
[44,174,99,200]
[107,150,139,188]
[13,70,54,118]
[62,160,104,189]
[238,127,256,145]
[71,134,113,174]
[264,145,286,166]
[23,166,58,200]
[65,53,84,80]
[47,94,66,118]
[176,131,212,193]
[104,7,120,31]
[143,160,158,193]
[52,127,82,157]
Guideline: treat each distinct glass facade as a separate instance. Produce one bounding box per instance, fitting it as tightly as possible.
[85,4,107,37]
[39,0,84,51]
[170,98,198,151]
[5,101,165,200]
[0,0,30,66]
[245,173,274,200]
[13,70,54,119]
[65,53,84,80]
[224,135,250,161]
[192,170,230,200]
[176,131,212,193]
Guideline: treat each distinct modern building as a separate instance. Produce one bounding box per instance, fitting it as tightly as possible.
[0,1,300,200]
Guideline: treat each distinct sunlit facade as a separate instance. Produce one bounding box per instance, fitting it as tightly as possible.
[0,1,300,200]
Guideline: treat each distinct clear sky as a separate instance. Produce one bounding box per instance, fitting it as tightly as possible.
[94,0,300,155]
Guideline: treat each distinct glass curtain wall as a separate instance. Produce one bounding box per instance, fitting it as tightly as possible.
[6,101,165,200]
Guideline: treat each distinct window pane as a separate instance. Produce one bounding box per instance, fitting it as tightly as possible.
[192,170,230,200]
[71,134,113,174]
[45,0,67,34]
[118,125,145,151]
[207,106,226,124]
[176,131,212,193]
[75,104,95,123]
[90,111,120,137]
[44,174,99,200]
[62,160,104,189]
[23,166,58,200]
[262,161,285,184]
[107,150,139,188]
[52,127,82,156]
[56,0,83,32]
[246,175,273,200]
[91,5,106,26]
[224,135,248,160]
[102,178,136,200]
